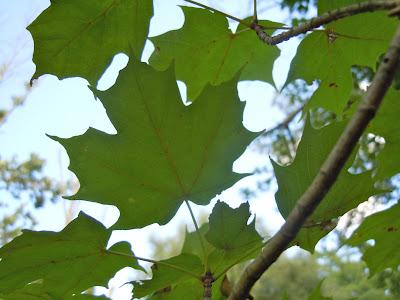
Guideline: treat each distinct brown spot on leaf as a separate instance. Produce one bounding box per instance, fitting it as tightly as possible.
[387,226,398,232]
[328,82,339,88]
[154,286,172,295]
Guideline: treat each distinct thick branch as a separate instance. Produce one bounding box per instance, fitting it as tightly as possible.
[253,0,400,45]
[229,24,400,300]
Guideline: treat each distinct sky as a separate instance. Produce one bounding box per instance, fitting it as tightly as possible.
[0,1,310,298]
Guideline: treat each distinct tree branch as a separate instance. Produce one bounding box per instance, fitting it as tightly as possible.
[252,0,400,45]
[261,104,304,137]
[184,200,209,272]
[228,24,400,300]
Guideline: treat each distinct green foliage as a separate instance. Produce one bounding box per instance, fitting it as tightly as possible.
[369,88,400,179]
[133,254,203,298]
[273,118,382,251]
[0,282,111,300]
[0,154,67,244]
[54,59,255,229]
[286,7,397,114]
[1,0,400,299]
[0,154,63,207]
[134,202,262,298]
[347,203,400,275]
[206,201,262,252]
[0,212,140,299]
[28,0,153,84]
[149,7,280,100]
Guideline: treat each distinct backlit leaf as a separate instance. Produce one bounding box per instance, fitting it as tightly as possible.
[133,254,203,299]
[206,201,262,253]
[28,0,153,84]
[347,202,400,274]
[55,59,256,229]
[150,7,280,100]
[273,118,381,251]
[369,88,400,179]
[183,202,263,275]
[286,6,396,114]
[0,213,139,298]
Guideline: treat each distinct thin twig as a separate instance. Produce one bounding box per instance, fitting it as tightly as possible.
[252,0,400,45]
[108,249,202,280]
[184,200,209,272]
[228,24,400,300]
[261,104,304,137]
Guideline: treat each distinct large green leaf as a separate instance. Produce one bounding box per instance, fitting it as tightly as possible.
[55,60,256,229]
[369,88,400,179]
[347,202,400,275]
[28,0,153,84]
[273,118,381,251]
[0,212,139,298]
[286,6,396,114]
[149,7,280,100]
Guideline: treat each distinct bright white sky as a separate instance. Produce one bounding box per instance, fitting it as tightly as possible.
[0,1,312,298]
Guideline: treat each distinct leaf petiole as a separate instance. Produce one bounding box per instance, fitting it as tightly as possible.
[184,200,209,272]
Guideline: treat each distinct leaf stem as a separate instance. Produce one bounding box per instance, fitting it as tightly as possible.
[184,0,252,28]
[108,250,202,280]
[253,0,258,22]
[184,200,209,272]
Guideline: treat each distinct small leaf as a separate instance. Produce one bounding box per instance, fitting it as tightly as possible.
[55,59,256,229]
[206,201,262,252]
[347,203,400,275]
[150,7,280,100]
[28,0,153,84]
[0,212,139,298]
[273,118,382,251]
[183,202,263,275]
